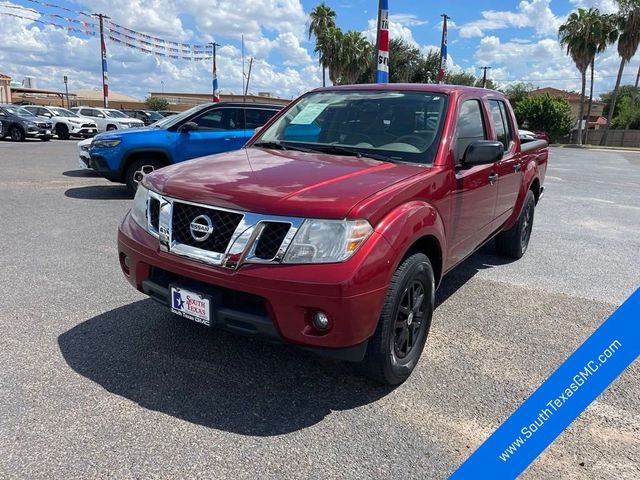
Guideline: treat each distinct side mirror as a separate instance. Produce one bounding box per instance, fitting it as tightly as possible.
[179,121,198,132]
[96,113,105,118]
[42,112,52,118]
[253,126,263,135]
[463,140,504,166]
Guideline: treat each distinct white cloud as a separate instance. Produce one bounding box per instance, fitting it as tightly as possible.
[569,0,619,14]
[0,0,318,100]
[458,0,563,38]
[364,17,419,46]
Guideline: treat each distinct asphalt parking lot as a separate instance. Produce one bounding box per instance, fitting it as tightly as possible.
[0,139,638,479]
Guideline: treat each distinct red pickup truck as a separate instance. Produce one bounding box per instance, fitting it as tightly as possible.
[118,84,548,384]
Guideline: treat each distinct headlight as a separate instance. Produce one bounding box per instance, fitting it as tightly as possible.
[130,185,148,230]
[283,219,373,264]
[69,119,83,125]
[92,138,122,148]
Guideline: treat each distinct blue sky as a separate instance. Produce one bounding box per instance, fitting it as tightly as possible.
[0,0,638,100]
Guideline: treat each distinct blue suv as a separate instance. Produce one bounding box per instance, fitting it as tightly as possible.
[86,102,283,193]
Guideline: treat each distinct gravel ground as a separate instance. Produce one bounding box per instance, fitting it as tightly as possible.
[0,140,638,479]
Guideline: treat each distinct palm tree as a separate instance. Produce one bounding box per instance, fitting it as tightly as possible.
[601,0,640,145]
[315,27,343,84]
[583,10,618,143]
[559,9,594,145]
[339,31,374,84]
[308,3,337,87]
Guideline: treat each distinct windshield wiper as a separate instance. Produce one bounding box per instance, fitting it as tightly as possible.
[306,144,396,163]
[253,141,314,153]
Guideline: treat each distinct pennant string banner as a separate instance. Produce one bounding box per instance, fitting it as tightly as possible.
[0,9,213,61]
[3,1,213,57]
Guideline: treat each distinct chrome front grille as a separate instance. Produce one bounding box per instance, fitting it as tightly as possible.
[171,201,243,253]
[146,192,303,269]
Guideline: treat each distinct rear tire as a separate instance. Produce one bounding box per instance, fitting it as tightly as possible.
[9,125,25,142]
[495,190,536,259]
[125,158,166,195]
[361,253,435,385]
[56,124,70,140]
[40,137,51,142]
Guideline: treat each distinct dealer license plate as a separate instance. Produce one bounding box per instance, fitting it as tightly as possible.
[170,286,211,326]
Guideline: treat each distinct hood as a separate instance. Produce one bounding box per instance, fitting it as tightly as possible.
[94,126,158,140]
[144,147,425,218]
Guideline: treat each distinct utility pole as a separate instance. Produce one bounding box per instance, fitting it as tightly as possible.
[93,13,110,108]
[244,57,253,97]
[480,66,492,88]
[209,42,220,102]
[438,14,450,83]
[63,75,69,108]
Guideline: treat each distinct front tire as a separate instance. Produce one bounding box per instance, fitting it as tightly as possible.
[56,124,70,140]
[495,190,535,259]
[106,125,117,131]
[10,126,25,142]
[362,253,435,385]
[40,137,51,142]
[124,158,166,195]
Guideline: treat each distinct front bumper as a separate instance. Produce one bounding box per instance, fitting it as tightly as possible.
[118,212,396,359]
[26,128,52,138]
[89,153,121,181]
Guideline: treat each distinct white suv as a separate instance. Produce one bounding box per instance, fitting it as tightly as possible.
[23,105,98,140]
[70,107,144,132]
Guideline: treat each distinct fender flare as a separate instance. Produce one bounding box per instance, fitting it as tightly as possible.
[374,200,446,286]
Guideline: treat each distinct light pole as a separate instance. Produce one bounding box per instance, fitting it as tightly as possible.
[161,80,164,95]
[63,75,69,108]
[93,13,110,107]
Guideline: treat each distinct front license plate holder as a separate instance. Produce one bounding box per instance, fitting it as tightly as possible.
[170,284,213,327]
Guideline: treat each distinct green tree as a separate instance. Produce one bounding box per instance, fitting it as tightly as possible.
[502,82,534,106]
[559,8,596,144]
[338,31,374,85]
[315,27,344,84]
[145,96,169,111]
[444,71,477,86]
[582,10,618,143]
[411,49,441,83]
[601,84,640,117]
[474,77,497,89]
[601,0,640,144]
[611,95,640,128]
[308,3,337,87]
[388,38,422,83]
[514,94,573,142]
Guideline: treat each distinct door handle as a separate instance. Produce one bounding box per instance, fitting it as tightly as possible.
[513,163,522,172]
[489,173,499,185]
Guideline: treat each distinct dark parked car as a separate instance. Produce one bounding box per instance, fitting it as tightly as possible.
[0,104,53,141]
[122,109,165,126]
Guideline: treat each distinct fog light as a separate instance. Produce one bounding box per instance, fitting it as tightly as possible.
[312,311,330,330]
[120,252,130,275]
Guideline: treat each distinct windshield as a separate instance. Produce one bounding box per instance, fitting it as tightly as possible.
[153,104,211,129]
[105,109,129,118]
[2,106,35,117]
[51,108,78,117]
[255,90,448,164]
[146,111,164,121]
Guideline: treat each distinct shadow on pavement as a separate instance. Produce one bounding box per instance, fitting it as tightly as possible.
[435,242,516,307]
[64,185,132,200]
[62,169,99,178]
[58,299,392,436]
